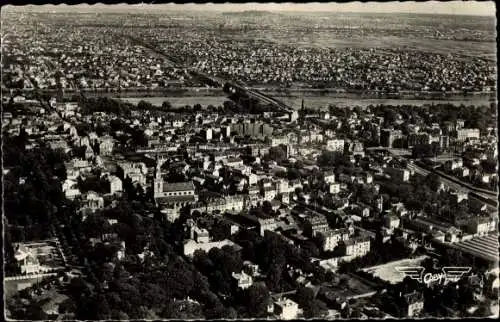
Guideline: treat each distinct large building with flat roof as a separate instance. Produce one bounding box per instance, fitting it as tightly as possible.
[444,233,499,263]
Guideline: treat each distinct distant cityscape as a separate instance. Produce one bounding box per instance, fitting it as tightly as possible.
[2,3,498,321]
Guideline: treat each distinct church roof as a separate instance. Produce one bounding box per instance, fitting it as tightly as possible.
[163,181,195,192]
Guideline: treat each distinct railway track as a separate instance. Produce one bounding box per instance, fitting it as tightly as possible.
[122,33,295,113]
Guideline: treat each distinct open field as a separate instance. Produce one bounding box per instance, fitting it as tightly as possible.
[276,96,494,110]
[4,277,44,298]
[116,96,230,108]
[315,273,377,302]
[116,94,494,110]
[362,255,429,284]
[254,33,496,61]
[225,12,496,60]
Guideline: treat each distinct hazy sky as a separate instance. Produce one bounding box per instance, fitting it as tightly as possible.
[160,1,496,16]
[10,1,497,16]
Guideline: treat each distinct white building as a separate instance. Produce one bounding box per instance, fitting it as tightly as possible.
[224,157,244,168]
[232,271,253,289]
[14,244,42,274]
[445,159,464,171]
[109,176,123,195]
[205,128,213,141]
[13,242,62,275]
[326,139,345,153]
[263,185,278,201]
[341,237,371,258]
[467,217,496,235]
[274,298,299,320]
[81,191,104,211]
[116,241,126,261]
[154,176,196,199]
[62,179,81,200]
[271,135,289,147]
[383,214,401,230]
[183,239,241,258]
[276,179,290,194]
[329,183,341,194]
[322,228,350,252]
[99,136,114,155]
[457,128,480,142]
[324,171,336,184]
[120,162,148,187]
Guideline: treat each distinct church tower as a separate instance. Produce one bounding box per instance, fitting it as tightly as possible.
[153,158,164,199]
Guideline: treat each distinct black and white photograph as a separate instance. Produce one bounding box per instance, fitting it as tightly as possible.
[1,1,498,320]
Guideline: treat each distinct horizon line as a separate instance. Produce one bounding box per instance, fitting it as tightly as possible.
[2,2,496,17]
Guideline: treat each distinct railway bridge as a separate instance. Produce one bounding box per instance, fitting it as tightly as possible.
[123,33,297,115]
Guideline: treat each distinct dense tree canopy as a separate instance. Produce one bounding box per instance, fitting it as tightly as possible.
[3,135,68,242]
[79,97,133,116]
[264,145,288,163]
[317,151,351,168]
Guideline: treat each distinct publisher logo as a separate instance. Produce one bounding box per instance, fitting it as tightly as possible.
[395,266,472,286]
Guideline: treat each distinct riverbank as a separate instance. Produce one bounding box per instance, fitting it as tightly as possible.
[117,96,230,108]
[277,95,495,110]
[115,94,494,110]
[4,87,495,110]
[4,87,495,102]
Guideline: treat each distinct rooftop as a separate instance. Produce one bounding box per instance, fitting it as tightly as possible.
[446,233,499,262]
[156,195,197,204]
[163,181,195,192]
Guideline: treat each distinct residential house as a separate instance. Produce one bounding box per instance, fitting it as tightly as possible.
[62,179,81,200]
[303,213,330,238]
[109,176,123,195]
[183,239,242,258]
[329,183,341,194]
[321,228,351,252]
[224,157,244,168]
[467,217,496,236]
[326,139,345,153]
[121,162,148,187]
[99,136,114,155]
[257,217,279,236]
[449,190,468,204]
[80,191,104,211]
[232,271,253,289]
[445,159,464,171]
[14,244,42,275]
[84,145,94,160]
[243,261,261,277]
[338,173,356,184]
[274,298,299,320]
[263,183,278,201]
[400,291,424,317]
[383,214,401,230]
[384,167,410,182]
[456,128,480,142]
[324,171,336,184]
[455,166,470,178]
[340,237,371,259]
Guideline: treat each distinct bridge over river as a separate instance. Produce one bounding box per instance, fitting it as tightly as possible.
[122,33,295,114]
